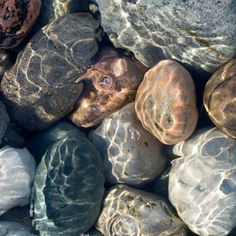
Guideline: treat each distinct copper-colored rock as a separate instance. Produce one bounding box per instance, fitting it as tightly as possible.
[0,0,41,48]
[135,59,198,145]
[204,58,236,139]
[69,47,147,127]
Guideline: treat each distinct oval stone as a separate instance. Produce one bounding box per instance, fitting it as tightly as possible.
[204,58,236,138]
[31,136,105,235]
[169,127,236,236]
[90,103,167,186]
[1,13,100,130]
[135,59,198,145]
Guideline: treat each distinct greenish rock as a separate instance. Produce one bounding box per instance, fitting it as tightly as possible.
[31,135,105,236]
[27,120,86,162]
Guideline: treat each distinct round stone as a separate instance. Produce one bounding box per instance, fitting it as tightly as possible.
[1,13,100,130]
[169,127,236,236]
[96,184,187,236]
[31,135,105,236]
[204,58,236,138]
[97,0,236,73]
[70,47,147,127]
[135,59,198,145]
[0,221,33,236]
[0,0,41,49]
[0,147,36,216]
[90,103,167,186]
[0,101,9,146]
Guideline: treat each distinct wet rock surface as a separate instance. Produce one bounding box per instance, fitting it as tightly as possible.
[169,127,236,236]
[0,221,33,236]
[1,13,100,130]
[135,60,198,145]
[0,101,9,146]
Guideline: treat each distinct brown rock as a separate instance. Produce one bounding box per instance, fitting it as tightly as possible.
[135,59,198,145]
[0,0,41,48]
[69,47,147,127]
[203,58,236,138]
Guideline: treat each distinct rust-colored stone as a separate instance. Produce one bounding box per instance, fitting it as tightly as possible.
[135,59,198,145]
[69,47,147,127]
[203,58,236,139]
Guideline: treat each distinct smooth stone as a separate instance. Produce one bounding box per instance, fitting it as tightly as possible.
[31,136,105,236]
[0,221,33,236]
[0,147,36,216]
[96,184,187,236]
[1,13,100,130]
[0,0,41,49]
[204,58,236,139]
[135,59,198,145]
[97,0,236,73]
[90,103,166,186]
[70,47,147,127]
[0,101,9,146]
[169,127,236,236]
[27,120,86,162]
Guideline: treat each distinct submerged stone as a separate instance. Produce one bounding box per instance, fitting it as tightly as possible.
[0,221,33,236]
[169,127,236,236]
[31,136,105,236]
[90,103,167,186]
[0,101,9,146]
[1,13,100,130]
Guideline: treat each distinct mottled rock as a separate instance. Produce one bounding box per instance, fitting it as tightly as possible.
[0,50,11,78]
[0,147,36,216]
[0,101,9,146]
[135,60,198,145]
[0,221,33,236]
[0,0,41,48]
[204,58,236,138]
[97,0,236,73]
[70,47,147,127]
[96,185,187,236]
[169,127,236,236]
[1,13,100,130]
[27,120,86,162]
[31,136,105,236]
[90,103,166,186]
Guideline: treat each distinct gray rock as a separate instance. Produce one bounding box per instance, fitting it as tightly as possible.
[169,127,236,236]
[90,103,167,186]
[0,221,33,236]
[0,101,9,146]
[0,147,36,216]
[97,0,236,73]
[1,13,100,130]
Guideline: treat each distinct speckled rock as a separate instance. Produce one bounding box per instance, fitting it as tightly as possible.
[96,185,187,236]
[169,127,236,236]
[204,58,236,139]
[135,60,198,145]
[90,103,166,186]
[0,50,11,78]
[0,221,33,236]
[31,136,105,236]
[27,120,86,162]
[0,101,9,146]
[0,147,36,216]
[0,0,41,48]
[1,13,100,130]
[70,47,147,127]
[97,0,236,73]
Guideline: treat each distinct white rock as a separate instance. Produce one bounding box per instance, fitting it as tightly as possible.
[0,147,36,216]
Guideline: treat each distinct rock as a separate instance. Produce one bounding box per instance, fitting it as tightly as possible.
[0,50,11,78]
[96,184,187,236]
[135,59,198,145]
[27,120,86,162]
[70,47,147,127]
[0,147,36,216]
[204,58,236,138]
[31,135,105,236]
[0,0,41,49]
[0,221,33,236]
[169,127,236,236]
[90,103,166,186]
[97,0,236,73]
[0,101,9,146]
[1,13,100,130]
